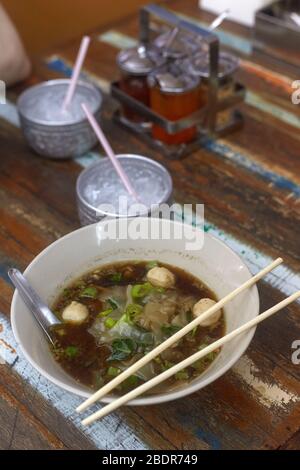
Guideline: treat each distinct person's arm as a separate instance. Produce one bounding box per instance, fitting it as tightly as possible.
[0,4,31,86]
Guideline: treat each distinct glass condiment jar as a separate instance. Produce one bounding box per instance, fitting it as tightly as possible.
[148,63,203,145]
[117,45,165,123]
[186,52,240,128]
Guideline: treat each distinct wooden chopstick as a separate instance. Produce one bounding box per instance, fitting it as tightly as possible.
[76,257,283,413]
[82,289,300,426]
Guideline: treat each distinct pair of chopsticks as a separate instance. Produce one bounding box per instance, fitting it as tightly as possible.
[77,257,300,426]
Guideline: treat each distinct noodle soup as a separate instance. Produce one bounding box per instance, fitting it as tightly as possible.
[50,261,224,395]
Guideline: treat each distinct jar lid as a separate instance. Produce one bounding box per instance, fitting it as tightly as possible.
[117,45,164,75]
[154,29,187,59]
[186,52,239,79]
[148,63,200,94]
[154,28,207,59]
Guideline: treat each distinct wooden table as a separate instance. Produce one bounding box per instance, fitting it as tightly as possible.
[0,0,299,450]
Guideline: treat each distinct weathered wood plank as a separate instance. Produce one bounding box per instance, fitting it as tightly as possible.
[280,430,300,450]
[0,384,63,450]
[0,365,97,450]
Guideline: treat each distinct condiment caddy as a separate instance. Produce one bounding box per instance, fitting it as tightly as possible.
[111,3,245,159]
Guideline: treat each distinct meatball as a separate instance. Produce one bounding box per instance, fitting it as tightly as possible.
[193,298,221,326]
[62,301,89,324]
[147,267,175,289]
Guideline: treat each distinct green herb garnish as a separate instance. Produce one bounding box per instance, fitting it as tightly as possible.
[62,288,72,298]
[65,346,78,358]
[131,282,152,301]
[161,359,174,371]
[124,303,143,324]
[161,324,181,337]
[110,273,122,283]
[175,370,189,381]
[107,297,119,310]
[105,317,118,329]
[98,308,113,318]
[191,326,198,337]
[123,375,139,387]
[146,261,158,270]
[79,286,98,298]
[109,338,137,361]
[107,366,121,377]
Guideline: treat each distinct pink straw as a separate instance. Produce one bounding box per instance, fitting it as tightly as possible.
[81,103,139,201]
[62,36,91,111]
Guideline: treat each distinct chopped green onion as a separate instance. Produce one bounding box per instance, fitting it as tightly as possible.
[175,370,189,380]
[155,287,165,294]
[107,366,121,377]
[159,359,175,372]
[62,288,71,297]
[97,308,113,318]
[79,286,98,298]
[107,297,119,310]
[146,261,158,270]
[110,272,122,283]
[124,303,143,324]
[65,346,78,358]
[191,326,198,337]
[124,375,139,387]
[105,317,117,329]
[162,360,174,370]
[191,359,206,371]
[131,282,153,300]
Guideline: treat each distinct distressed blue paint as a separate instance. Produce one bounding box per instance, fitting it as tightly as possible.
[75,151,103,168]
[246,91,300,130]
[0,260,14,285]
[46,57,73,78]
[0,100,20,127]
[195,427,221,450]
[98,30,138,49]
[204,138,300,198]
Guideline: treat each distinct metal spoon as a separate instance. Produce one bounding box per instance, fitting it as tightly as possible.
[8,268,61,346]
[209,9,230,31]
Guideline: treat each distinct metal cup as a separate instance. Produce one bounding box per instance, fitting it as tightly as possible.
[76,154,173,226]
[17,79,102,159]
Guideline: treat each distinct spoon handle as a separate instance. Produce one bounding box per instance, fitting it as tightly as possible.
[8,268,60,345]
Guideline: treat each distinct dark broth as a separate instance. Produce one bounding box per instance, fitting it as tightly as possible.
[50,261,225,395]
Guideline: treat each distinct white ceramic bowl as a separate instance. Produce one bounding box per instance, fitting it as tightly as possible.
[11,218,259,405]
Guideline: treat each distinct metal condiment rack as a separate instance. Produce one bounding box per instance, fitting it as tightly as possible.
[111,4,245,159]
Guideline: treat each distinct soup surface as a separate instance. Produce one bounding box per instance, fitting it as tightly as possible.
[50,261,224,395]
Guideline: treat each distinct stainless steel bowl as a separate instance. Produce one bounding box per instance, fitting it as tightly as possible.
[76,154,173,226]
[17,79,102,159]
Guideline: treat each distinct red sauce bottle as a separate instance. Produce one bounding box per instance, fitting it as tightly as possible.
[148,63,203,145]
[117,46,165,123]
